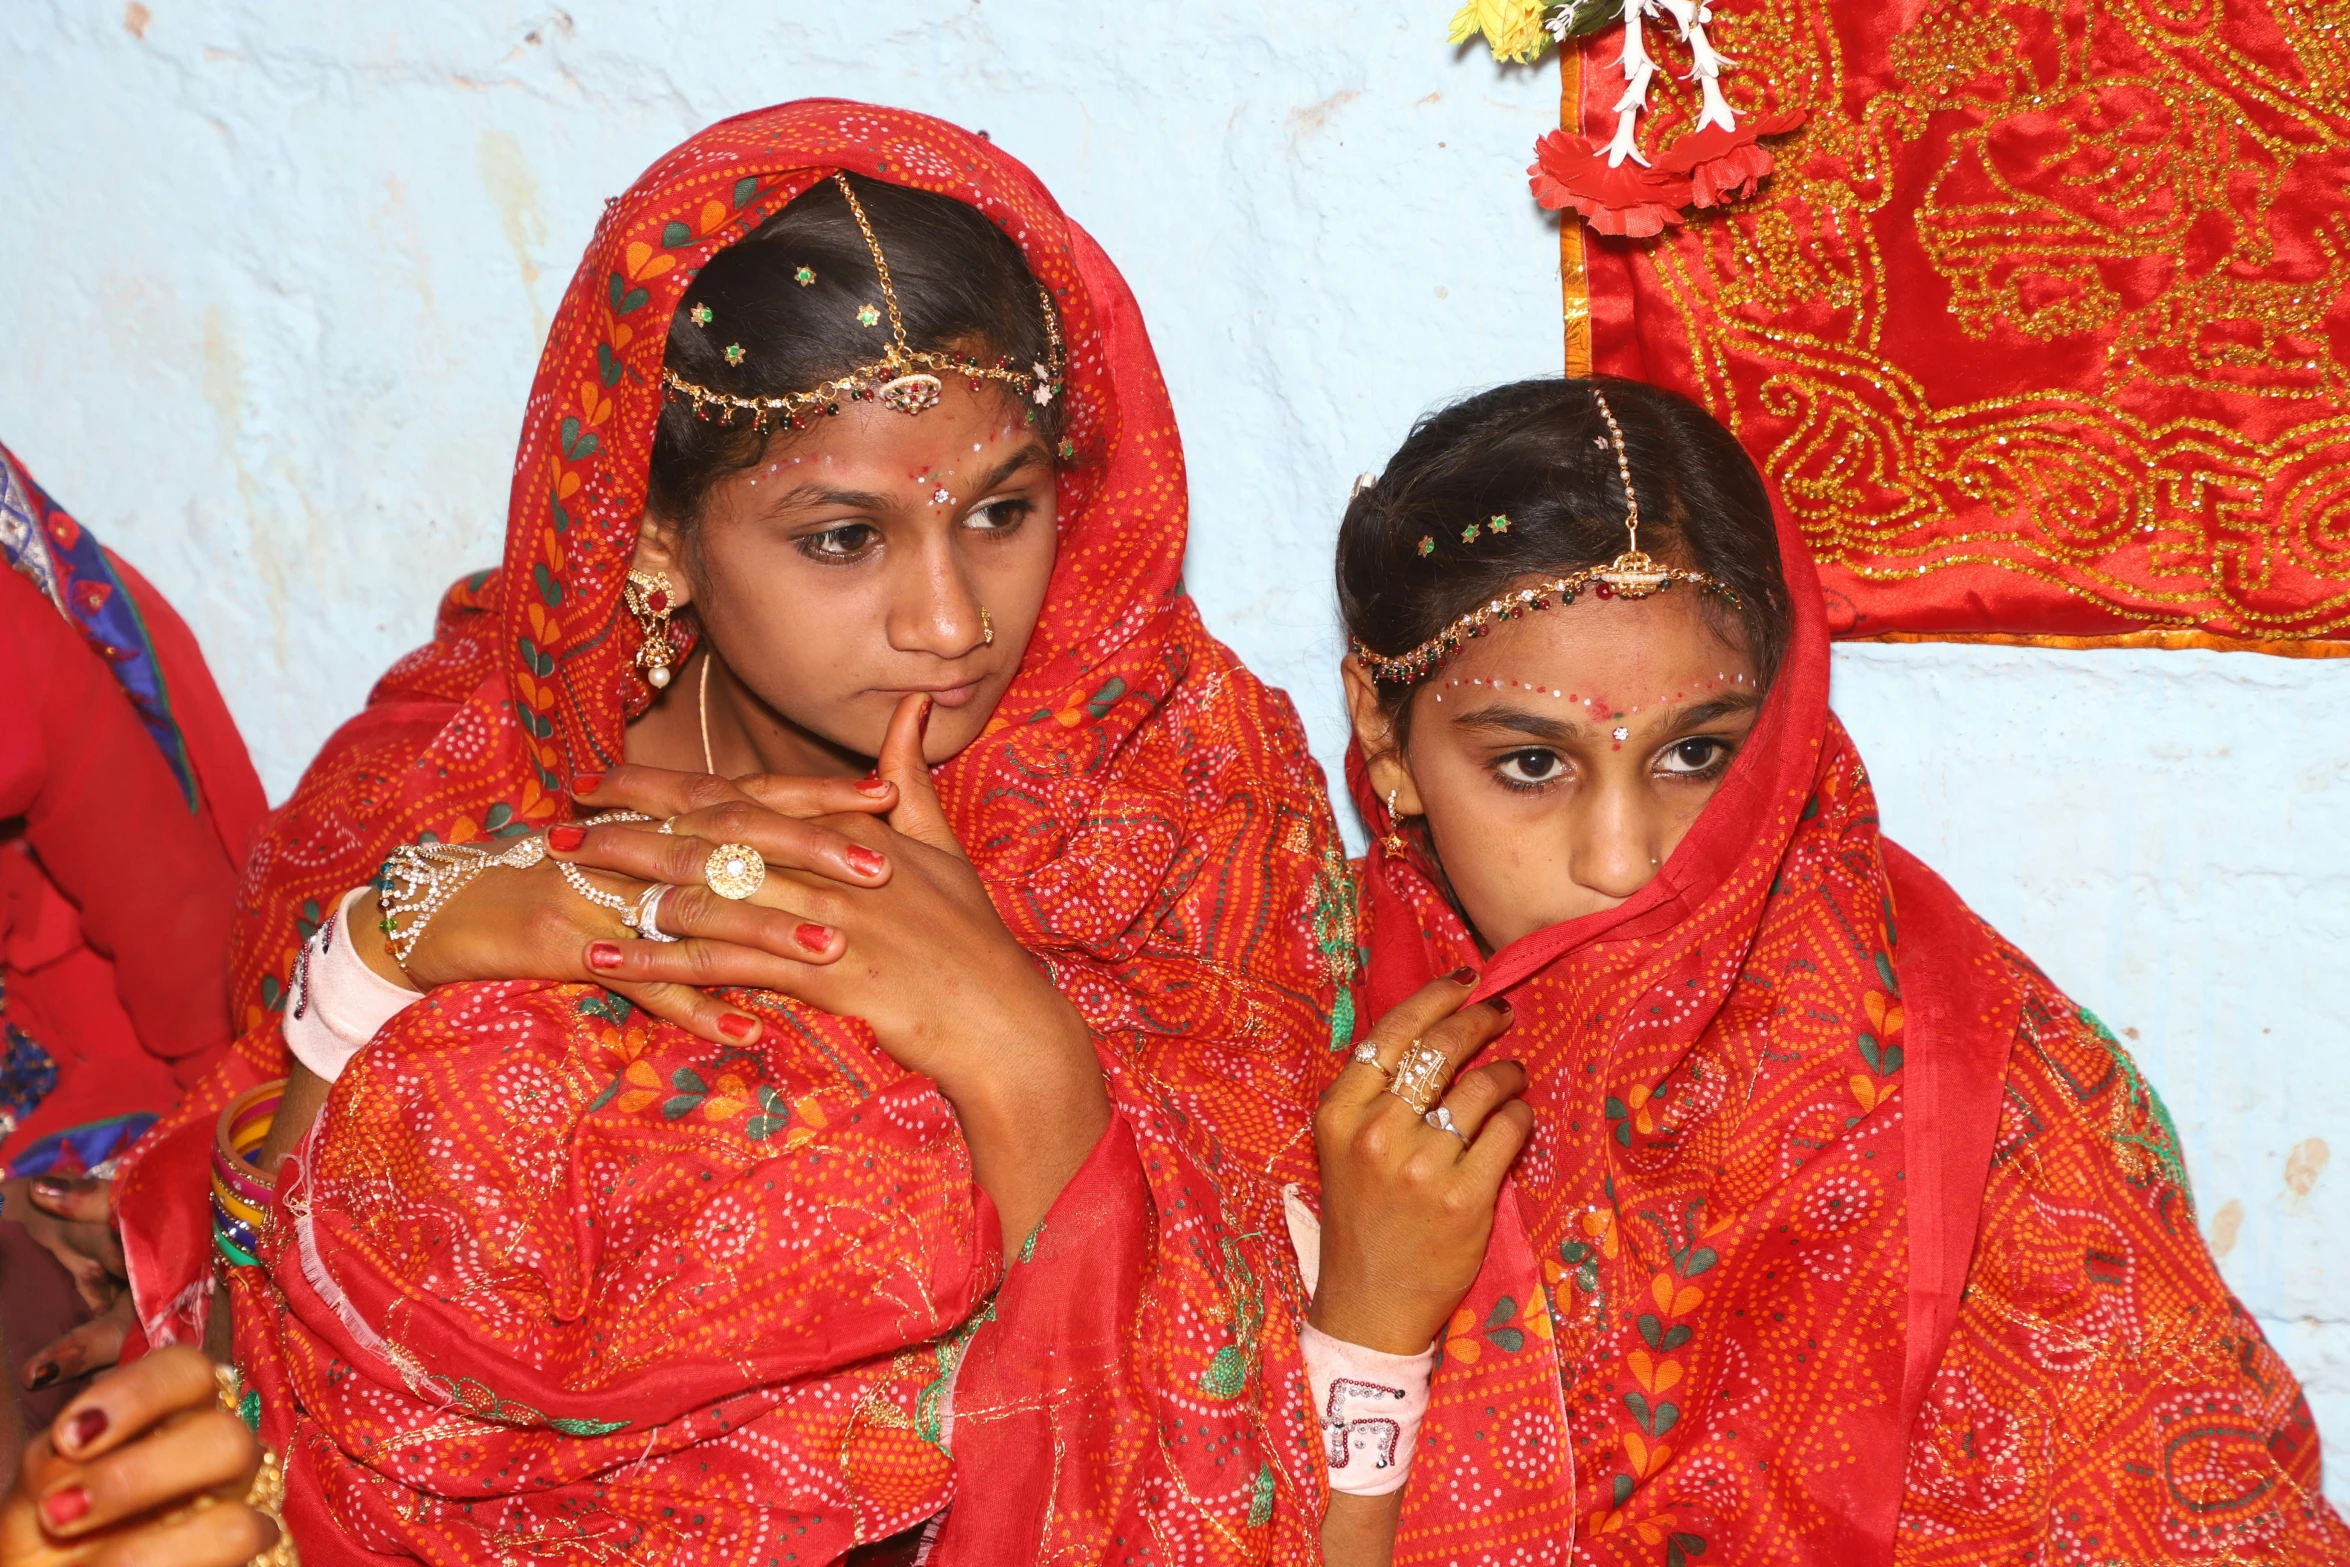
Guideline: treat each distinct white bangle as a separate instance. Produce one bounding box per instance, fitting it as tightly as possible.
[283,887,426,1083]
[1299,1320,1436,1496]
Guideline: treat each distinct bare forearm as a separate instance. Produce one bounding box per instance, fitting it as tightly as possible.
[943,999,1109,1245]
[251,1064,333,1184]
[1322,1492,1403,1565]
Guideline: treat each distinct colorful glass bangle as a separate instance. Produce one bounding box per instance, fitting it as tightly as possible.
[210,1080,284,1269]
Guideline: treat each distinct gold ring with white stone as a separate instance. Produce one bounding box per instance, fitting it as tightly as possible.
[704,843,766,900]
[1385,1039,1452,1116]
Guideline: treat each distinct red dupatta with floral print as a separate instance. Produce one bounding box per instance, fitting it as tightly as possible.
[1326,467,2347,1562]
[114,101,1350,1564]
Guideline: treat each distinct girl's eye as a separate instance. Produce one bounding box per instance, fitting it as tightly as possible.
[1495,748,1566,789]
[799,522,879,560]
[965,497,1032,533]
[1657,737,1731,776]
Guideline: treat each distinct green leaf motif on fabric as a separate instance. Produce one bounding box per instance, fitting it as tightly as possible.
[422,1374,629,1436]
[662,1065,709,1120]
[914,1298,997,1454]
[1310,849,1361,1051]
[533,562,562,608]
[1480,1296,1526,1351]
[731,176,760,210]
[1197,1345,1248,1399]
[660,220,694,249]
[576,991,635,1026]
[1248,1463,1276,1527]
[607,272,650,316]
[2081,1006,2194,1207]
[1196,1237,1266,1401]
[595,342,623,388]
[744,1085,791,1142]
[1085,676,1128,718]
[1018,1220,1045,1263]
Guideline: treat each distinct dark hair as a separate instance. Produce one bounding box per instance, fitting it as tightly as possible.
[1336,377,1789,731]
[647,175,1064,526]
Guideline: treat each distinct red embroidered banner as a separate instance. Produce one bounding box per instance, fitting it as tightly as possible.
[1567,0,2350,649]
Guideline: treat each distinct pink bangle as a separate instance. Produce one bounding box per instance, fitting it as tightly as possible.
[1299,1321,1436,1497]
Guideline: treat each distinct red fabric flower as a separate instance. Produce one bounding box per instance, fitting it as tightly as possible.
[1528,129,1694,239]
[1659,111,1808,209]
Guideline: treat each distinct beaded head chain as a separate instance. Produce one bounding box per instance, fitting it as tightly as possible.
[1352,387,1736,685]
[659,174,1065,434]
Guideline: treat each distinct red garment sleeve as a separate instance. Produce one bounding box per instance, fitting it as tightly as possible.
[0,567,240,1083]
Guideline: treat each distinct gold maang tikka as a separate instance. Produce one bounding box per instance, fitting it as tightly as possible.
[1351,386,1735,686]
[660,175,1065,433]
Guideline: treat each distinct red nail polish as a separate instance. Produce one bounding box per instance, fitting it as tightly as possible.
[795,923,831,954]
[716,1013,756,1041]
[1450,966,1478,985]
[549,824,588,852]
[26,1362,58,1391]
[586,941,624,970]
[41,1485,89,1529]
[845,846,886,876]
[1492,997,1514,1018]
[917,697,933,743]
[856,778,891,797]
[62,1406,107,1453]
[30,1175,69,1202]
[573,772,604,795]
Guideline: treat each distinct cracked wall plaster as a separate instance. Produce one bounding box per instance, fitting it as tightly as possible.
[3,0,2342,1502]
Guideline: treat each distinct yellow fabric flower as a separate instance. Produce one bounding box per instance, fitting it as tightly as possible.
[1447,0,1553,63]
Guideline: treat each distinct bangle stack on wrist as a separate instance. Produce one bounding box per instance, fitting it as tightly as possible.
[211,1080,283,1270]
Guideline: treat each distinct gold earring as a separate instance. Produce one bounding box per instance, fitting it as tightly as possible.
[979,606,994,646]
[1380,786,1407,856]
[623,570,677,690]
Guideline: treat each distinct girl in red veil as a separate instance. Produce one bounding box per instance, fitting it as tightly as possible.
[1299,377,2348,1564]
[108,102,1353,1562]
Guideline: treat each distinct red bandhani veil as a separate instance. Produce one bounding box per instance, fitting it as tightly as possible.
[116,102,1349,1562]
[1329,426,2348,1562]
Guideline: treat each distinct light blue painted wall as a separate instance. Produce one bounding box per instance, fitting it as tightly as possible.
[4,0,2342,1503]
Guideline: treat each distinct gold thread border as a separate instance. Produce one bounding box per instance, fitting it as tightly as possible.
[1847,631,2350,659]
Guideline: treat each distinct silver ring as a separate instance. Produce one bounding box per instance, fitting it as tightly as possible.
[658,817,678,835]
[629,883,678,942]
[1425,1105,1466,1142]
